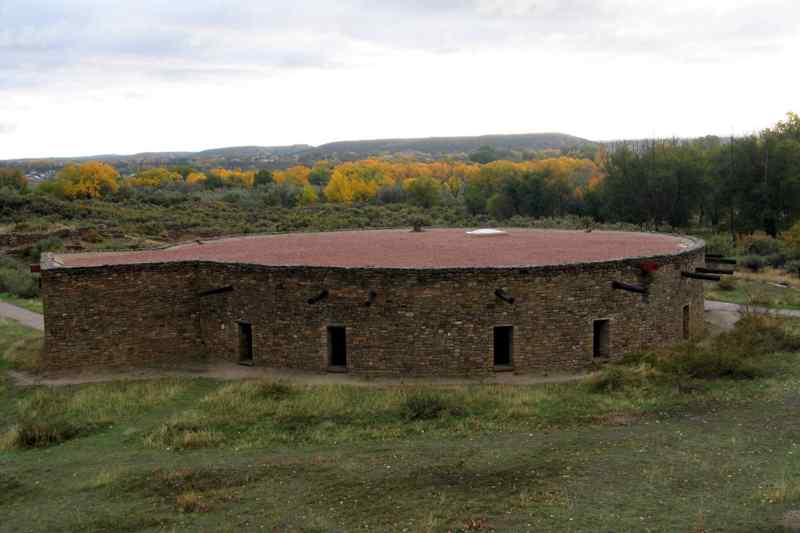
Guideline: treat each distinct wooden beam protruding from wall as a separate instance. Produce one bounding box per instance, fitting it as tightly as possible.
[307,289,329,305]
[707,257,737,265]
[611,281,647,294]
[198,285,234,297]
[681,272,721,281]
[696,267,735,275]
[494,288,515,304]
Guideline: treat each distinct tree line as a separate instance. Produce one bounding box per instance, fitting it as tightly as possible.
[2,112,799,236]
[598,112,800,236]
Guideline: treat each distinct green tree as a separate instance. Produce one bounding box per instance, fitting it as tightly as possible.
[0,168,27,191]
[309,163,333,186]
[405,176,441,208]
[254,170,274,187]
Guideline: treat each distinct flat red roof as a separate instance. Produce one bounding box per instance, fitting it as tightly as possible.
[49,229,698,270]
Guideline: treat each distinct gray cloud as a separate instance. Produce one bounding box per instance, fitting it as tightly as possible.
[0,0,798,90]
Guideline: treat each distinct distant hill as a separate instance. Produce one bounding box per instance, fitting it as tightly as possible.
[2,133,595,175]
[306,133,591,159]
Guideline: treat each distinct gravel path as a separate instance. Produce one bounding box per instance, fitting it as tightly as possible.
[0,300,43,330]
[705,299,800,318]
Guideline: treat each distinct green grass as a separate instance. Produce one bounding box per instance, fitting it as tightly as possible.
[0,318,42,372]
[0,292,43,314]
[4,319,800,531]
[706,277,800,310]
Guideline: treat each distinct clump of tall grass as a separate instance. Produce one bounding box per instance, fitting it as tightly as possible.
[717,276,737,291]
[400,390,465,421]
[143,415,222,450]
[0,380,189,450]
[589,314,800,392]
[2,337,42,370]
[1,418,101,450]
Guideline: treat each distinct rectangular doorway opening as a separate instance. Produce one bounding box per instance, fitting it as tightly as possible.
[494,326,513,368]
[238,321,253,366]
[328,326,347,370]
[683,304,690,340]
[593,320,610,358]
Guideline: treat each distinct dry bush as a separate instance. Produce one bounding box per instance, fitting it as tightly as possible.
[143,413,222,450]
[0,418,99,450]
[400,391,465,420]
[175,492,210,513]
[717,276,737,291]
[3,337,43,370]
[590,314,800,392]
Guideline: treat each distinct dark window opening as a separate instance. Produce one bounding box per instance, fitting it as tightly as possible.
[494,326,513,367]
[328,326,347,369]
[593,320,610,358]
[238,322,253,365]
[683,304,690,340]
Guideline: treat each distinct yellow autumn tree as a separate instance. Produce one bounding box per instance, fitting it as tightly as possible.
[207,168,254,188]
[324,171,354,203]
[274,165,311,186]
[126,167,182,188]
[324,161,392,203]
[298,184,318,205]
[55,161,120,199]
[186,172,208,185]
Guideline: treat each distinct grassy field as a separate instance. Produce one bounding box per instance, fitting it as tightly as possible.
[0,293,43,314]
[705,272,800,310]
[3,318,800,531]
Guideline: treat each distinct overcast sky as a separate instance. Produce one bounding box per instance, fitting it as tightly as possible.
[1,0,798,159]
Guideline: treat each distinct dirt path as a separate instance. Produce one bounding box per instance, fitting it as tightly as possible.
[0,300,43,330]
[705,299,800,318]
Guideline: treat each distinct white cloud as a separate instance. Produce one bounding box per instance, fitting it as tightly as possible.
[0,0,798,158]
[0,122,16,135]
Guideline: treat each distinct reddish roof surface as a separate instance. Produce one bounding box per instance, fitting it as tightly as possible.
[51,229,698,270]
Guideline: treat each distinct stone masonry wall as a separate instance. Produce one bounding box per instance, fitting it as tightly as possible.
[42,263,205,369]
[41,242,705,375]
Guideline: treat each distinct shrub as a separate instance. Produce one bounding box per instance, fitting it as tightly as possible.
[3,337,42,370]
[766,253,787,268]
[587,364,661,392]
[376,185,407,205]
[705,234,735,257]
[1,419,98,450]
[143,416,222,450]
[253,380,293,400]
[0,268,39,298]
[716,314,800,356]
[741,256,767,272]
[660,347,760,380]
[786,260,800,277]
[175,492,210,513]
[589,315,800,394]
[400,391,463,420]
[717,276,737,291]
[28,236,63,261]
[409,215,433,233]
[745,236,783,256]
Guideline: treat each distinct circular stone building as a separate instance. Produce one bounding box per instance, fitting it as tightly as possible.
[40,228,705,376]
